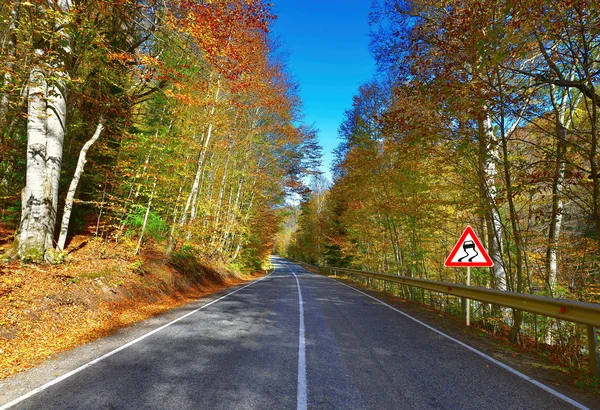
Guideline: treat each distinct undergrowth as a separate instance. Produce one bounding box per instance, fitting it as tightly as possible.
[168,246,224,283]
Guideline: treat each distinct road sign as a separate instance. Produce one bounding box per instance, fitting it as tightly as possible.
[444,225,493,267]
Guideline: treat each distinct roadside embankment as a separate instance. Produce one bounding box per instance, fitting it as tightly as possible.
[0,237,260,379]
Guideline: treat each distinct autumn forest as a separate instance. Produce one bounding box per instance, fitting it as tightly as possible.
[1,0,600,381]
[0,0,320,269]
[279,0,600,360]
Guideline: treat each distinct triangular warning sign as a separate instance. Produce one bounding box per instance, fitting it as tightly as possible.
[444,226,494,267]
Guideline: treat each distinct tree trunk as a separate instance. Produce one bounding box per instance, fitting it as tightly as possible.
[168,182,185,242]
[220,176,244,254]
[56,120,104,251]
[166,150,203,255]
[15,69,55,261]
[386,214,403,275]
[546,120,567,294]
[545,81,583,295]
[495,71,526,343]
[210,154,231,252]
[133,132,157,199]
[501,120,525,343]
[0,0,20,140]
[95,179,108,237]
[17,70,67,260]
[186,136,211,241]
[479,112,507,290]
[166,80,220,257]
[188,80,221,228]
[15,0,71,262]
[136,172,159,255]
[231,177,257,261]
[588,88,600,252]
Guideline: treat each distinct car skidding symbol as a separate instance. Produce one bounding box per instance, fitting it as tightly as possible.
[457,240,479,262]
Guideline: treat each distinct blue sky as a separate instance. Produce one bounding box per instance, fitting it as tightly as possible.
[270,1,377,180]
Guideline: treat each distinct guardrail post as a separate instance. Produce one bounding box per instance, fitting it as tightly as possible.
[588,325,600,377]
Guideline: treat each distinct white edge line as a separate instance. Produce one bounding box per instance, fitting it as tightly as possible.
[290,262,587,410]
[0,272,273,410]
[325,276,589,410]
[286,265,308,410]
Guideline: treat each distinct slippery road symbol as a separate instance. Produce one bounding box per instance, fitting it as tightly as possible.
[457,240,479,263]
[445,226,494,267]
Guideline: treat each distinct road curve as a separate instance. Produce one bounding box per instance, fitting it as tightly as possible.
[1,257,583,409]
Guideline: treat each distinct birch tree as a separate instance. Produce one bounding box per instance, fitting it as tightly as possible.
[56,120,104,251]
[14,0,71,261]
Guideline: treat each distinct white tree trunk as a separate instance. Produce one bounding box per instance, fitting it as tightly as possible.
[546,86,583,294]
[18,71,67,261]
[45,81,66,207]
[482,112,507,290]
[17,68,55,261]
[56,120,104,251]
[166,80,220,256]
[186,135,209,240]
[211,154,230,240]
[547,131,565,294]
[231,178,257,261]
[187,82,221,226]
[136,173,158,255]
[16,0,71,262]
[179,151,204,227]
[134,140,154,199]
[220,176,244,252]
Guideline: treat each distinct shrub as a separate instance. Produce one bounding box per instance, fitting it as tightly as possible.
[122,207,167,242]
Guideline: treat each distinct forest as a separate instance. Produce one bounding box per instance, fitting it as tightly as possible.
[0,0,319,270]
[2,0,600,381]
[280,0,600,362]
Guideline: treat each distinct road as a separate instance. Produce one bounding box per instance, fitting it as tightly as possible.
[1,257,585,409]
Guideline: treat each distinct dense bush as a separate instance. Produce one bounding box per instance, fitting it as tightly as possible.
[123,207,167,242]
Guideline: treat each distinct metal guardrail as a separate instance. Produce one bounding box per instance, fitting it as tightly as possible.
[331,267,600,327]
[291,260,600,377]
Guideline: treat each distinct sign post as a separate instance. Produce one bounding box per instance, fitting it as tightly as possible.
[444,226,494,326]
[467,266,471,326]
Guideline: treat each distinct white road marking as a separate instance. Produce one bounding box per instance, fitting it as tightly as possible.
[328,277,588,410]
[286,264,308,410]
[0,273,273,410]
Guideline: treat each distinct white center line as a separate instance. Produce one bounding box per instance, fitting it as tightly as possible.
[287,264,308,410]
[288,261,588,410]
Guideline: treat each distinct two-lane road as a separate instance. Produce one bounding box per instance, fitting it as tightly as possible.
[1,257,584,409]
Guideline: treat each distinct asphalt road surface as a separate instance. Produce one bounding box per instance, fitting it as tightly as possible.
[1,257,586,409]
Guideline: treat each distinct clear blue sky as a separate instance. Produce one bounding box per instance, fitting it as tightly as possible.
[270,1,377,180]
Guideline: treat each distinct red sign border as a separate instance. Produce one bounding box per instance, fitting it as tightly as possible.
[444,225,494,267]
